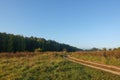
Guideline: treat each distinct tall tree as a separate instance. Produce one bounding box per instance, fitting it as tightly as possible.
[0,32,81,53]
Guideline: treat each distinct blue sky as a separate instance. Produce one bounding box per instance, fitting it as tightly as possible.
[0,0,120,49]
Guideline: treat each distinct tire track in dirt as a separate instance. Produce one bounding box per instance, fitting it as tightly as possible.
[65,55,120,76]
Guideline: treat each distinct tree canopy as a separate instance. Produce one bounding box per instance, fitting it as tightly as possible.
[0,32,81,52]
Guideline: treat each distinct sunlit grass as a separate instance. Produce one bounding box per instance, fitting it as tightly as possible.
[70,52,120,67]
[0,52,120,80]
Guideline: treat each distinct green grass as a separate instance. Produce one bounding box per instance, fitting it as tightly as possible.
[0,52,120,80]
[70,52,120,67]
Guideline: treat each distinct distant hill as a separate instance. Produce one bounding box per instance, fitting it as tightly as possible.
[0,32,82,52]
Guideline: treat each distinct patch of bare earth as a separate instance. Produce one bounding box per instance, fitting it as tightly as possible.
[66,55,120,76]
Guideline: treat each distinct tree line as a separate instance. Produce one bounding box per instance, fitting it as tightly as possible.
[84,47,120,51]
[0,32,81,52]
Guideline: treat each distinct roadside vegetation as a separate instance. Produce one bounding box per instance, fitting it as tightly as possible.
[0,52,120,80]
[70,49,120,67]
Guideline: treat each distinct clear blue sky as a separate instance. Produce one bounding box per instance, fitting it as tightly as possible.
[0,0,120,49]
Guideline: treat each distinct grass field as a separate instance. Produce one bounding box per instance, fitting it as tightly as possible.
[0,52,120,80]
[70,51,120,67]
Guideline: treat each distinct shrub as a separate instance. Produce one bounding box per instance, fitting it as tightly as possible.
[34,48,42,52]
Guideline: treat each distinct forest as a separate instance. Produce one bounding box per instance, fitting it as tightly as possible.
[0,32,81,53]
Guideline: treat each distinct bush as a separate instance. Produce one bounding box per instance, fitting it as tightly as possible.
[34,48,42,52]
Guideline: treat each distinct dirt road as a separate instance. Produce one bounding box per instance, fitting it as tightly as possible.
[65,55,120,76]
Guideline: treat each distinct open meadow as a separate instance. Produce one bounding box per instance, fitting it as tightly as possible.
[70,51,120,67]
[0,52,120,80]
[1,0,120,80]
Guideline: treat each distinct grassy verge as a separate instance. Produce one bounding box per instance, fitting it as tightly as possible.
[0,52,120,80]
[70,52,120,67]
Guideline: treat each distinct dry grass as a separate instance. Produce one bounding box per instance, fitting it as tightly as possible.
[70,51,120,67]
[0,52,120,80]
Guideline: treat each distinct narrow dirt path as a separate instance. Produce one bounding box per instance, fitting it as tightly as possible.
[65,55,120,76]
